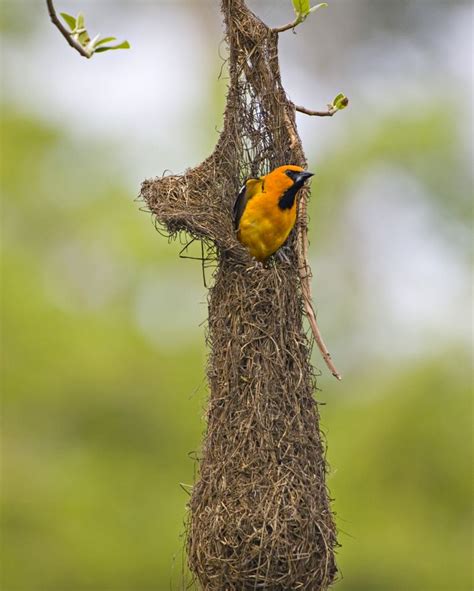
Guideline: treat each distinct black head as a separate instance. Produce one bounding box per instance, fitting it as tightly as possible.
[284,169,314,187]
[278,169,314,210]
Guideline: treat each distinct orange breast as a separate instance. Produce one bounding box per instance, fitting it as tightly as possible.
[237,191,297,261]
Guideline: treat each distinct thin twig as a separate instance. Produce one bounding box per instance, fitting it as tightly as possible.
[297,193,342,381]
[281,107,341,380]
[272,19,301,34]
[295,104,339,117]
[46,0,91,58]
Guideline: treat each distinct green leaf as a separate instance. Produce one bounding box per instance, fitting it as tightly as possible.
[292,0,327,23]
[309,2,328,14]
[93,36,117,48]
[292,0,310,18]
[78,29,90,46]
[84,34,100,55]
[76,12,85,30]
[332,93,349,110]
[95,40,130,53]
[60,12,76,31]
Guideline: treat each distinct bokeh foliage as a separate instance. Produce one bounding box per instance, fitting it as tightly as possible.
[2,101,471,590]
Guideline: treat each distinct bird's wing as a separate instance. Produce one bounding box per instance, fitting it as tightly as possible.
[233,178,262,230]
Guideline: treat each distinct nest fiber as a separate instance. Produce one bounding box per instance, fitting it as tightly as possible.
[141,0,338,588]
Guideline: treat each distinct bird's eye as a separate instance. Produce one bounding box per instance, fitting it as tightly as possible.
[285,170,298,181]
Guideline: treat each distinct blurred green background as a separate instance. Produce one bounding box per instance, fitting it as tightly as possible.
[1,1,472,590]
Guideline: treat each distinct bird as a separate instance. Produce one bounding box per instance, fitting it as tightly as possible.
[233,165,314,262]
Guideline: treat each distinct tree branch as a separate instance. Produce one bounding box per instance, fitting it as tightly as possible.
[46,0,91,58]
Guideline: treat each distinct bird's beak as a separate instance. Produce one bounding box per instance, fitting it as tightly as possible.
[296,171,314,184]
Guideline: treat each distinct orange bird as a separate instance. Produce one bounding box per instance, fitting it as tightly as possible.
[233,165,314,261]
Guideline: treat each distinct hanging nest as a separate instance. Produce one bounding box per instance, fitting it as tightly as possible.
[141,0,338,588]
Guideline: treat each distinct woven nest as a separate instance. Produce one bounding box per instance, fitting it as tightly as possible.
[141,0,338,588]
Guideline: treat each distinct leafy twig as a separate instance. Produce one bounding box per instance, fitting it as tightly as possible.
[46,0,130,58]
[272,1,328,34]
[295,94,349,117]
[46,0,90,58]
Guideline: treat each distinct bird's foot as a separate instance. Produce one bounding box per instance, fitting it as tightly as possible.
[276,247,292,265]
